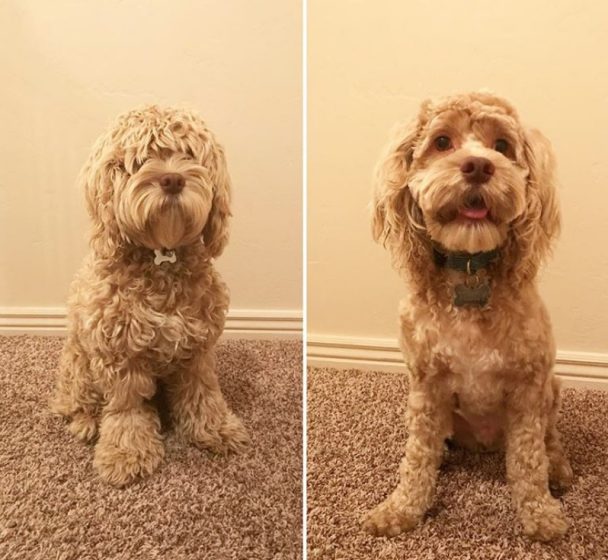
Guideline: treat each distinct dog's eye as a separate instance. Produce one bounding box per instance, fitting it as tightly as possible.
[494,139,510,154]
[434,136,452,151]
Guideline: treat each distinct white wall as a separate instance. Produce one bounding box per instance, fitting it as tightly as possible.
[308,1,608,358]
[0,0,301,322]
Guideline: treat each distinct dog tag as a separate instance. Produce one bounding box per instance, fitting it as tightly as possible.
[154,249,177,266]
[454,282,490,307]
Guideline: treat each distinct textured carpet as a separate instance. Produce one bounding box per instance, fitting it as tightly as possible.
[307,367,608,560]
[0,335,302,560]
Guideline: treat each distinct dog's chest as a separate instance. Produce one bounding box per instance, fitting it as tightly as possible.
[434,323,504,375]
[437,325,505,407]
[143,301,208,363]
[105,287,212,366]
[406,308,508,412]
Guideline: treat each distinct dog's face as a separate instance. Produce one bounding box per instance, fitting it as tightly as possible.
[407,100,529,253]
[373,92,560,276]
[84,106,230,255]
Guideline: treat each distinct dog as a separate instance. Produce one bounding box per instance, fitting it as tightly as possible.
[364,91,573,541]
[51,105,249,486]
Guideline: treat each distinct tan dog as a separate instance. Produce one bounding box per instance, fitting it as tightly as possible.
[51,106,249,486]
[365,92,572,541]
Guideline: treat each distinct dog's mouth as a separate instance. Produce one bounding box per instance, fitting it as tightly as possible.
[458,192,489,221]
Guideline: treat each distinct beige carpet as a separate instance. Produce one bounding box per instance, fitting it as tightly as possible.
[0,335,302,560]
[307,367,608,560]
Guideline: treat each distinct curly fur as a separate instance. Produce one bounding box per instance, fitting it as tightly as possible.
[51,105,249,486]
[363,92,572,541]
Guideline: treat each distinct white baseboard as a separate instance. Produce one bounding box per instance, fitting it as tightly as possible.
[308,334,608,390]
[0,307,302,340]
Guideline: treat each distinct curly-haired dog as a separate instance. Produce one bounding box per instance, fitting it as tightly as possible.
[51,105,249,486]
[364,92,572,541]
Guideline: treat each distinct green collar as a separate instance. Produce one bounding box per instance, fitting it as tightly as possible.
[432,247,499,274]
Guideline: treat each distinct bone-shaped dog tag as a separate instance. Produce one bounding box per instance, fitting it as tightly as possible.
[154,249,177,266]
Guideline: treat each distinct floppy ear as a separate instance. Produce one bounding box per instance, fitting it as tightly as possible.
[82,135,125,257]
[371,108,429,275]
[202,141,232,258]
[508,128,561,279]
[524,128,561,247]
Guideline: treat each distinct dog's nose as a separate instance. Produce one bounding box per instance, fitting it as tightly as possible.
[460,157,495,184]
[159,173,185,194]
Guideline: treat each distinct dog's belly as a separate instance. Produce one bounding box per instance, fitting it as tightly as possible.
[420,317,508,447]
[452,407,505,449]
[448,363,506,448]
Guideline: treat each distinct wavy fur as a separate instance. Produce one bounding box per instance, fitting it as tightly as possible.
[51,105,249,486]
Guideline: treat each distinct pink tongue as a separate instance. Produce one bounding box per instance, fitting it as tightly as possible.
[460,207,489,220]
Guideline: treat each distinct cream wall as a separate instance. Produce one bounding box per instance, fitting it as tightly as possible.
[0,1,301,316]
[308,0,608,354]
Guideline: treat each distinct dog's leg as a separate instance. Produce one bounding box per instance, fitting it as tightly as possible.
[546,377,573,491]
[93,368,165,486]
[363,384,452,537]
[505,384,568,541]
[50,336,100,443]
[168,349,249,454]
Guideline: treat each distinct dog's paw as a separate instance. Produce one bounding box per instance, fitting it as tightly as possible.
[191,411,250,454]
[94,435,165,486]
[519,496,569,541]
[217,411,250,453]
[362,498,422,537]
[549,457,574,492]
[93,410,164,486]
[68,412,98,443]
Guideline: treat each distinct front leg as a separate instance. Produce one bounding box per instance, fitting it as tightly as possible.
[505,383,568,541]
[546,377,573,491]
[168,349,249,454]
[363,382,452,537]
[94,367,165,486]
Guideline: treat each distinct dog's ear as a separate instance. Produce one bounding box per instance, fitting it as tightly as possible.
[523,128,561,246]
[82,137,124,255]
[371,105,429,273]
[202,141,232,258]
[509,128,561,278]
[372,117,418,243]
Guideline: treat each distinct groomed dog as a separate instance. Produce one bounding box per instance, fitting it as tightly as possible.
[51,106,249,486]
[364,92,572,541]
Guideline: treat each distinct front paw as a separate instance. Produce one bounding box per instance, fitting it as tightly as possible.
[190,411,250,454]
[94,411,164,486]
[217,411,250,453]
[68,412,98,443]
[519,496,569,541]
[362,498,422,537]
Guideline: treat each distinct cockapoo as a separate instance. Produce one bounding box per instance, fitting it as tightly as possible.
[365,92,572,541]
[51,106,249,486]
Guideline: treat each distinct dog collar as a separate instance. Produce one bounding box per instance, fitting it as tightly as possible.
[433,247,499,307]
[432,247,499,274]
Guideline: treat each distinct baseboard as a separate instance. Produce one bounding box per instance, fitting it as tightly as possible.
[308,334,608,390]
[0,307,302,340]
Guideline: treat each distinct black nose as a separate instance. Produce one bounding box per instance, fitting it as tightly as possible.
[159,173,185,194]
[460,157,495,184]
